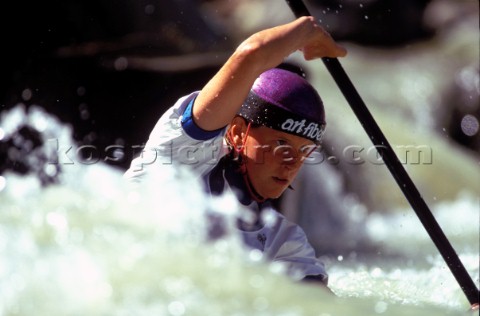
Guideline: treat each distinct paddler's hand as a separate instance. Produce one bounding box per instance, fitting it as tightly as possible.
[298,16,347,60]
[193,16,347,131]
[470,303,479,312]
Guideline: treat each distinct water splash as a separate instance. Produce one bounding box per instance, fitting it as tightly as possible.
[0,105,473,315]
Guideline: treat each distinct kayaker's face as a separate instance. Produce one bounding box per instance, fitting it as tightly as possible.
[230,117,317,199]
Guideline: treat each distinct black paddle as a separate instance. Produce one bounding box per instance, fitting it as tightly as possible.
[285,0,479,307]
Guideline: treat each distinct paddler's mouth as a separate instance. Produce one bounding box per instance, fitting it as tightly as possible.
[272,176,289,185]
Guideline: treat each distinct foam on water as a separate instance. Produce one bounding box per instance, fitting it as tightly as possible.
[0,106,476,315]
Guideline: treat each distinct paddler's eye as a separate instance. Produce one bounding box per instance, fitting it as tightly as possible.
[274,140,296,162]
[276,140,288,146]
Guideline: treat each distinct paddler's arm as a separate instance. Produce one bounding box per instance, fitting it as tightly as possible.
[192,16,347,131]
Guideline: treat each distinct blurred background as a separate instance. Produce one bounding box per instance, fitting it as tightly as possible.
[0,2,478,313]
[1,0,478,253]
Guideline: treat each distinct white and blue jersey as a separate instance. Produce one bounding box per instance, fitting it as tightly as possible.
[125,91,328,283]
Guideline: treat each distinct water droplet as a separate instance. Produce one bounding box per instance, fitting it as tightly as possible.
[44,164,58,177]
[364,15,369,20]
[46,212,68,231]
[337,255,344,262]
[461,114,479,136]
[249,249,263,262]
[21,89,32,101]
[114,57,128,71]
[261,208,277,227]
[168,301,186,316]
[79,103,90,120]
[374,301,388,313]
[77,86,86,96]
[371,267,383,277]
[145,4,155,15]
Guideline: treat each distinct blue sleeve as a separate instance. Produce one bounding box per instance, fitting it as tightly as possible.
[181,97,225,140]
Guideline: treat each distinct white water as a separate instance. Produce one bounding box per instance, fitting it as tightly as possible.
[0,106,478,315]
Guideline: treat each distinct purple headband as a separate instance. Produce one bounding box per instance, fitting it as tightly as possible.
[238,68,326,144]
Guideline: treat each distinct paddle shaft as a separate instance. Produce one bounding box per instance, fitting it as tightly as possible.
[285,0,479,306]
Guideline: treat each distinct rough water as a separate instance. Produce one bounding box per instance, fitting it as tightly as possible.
[0,106,478,315]
[1,1,479,313]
